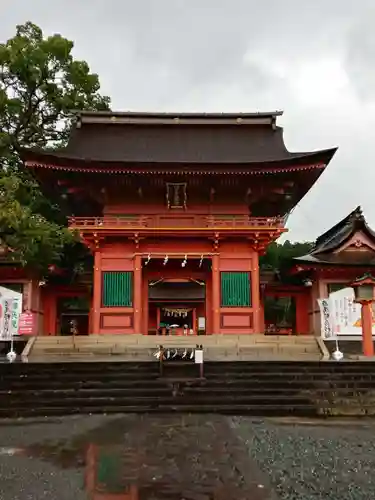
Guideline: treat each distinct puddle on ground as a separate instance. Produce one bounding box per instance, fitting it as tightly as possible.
[13,415,274,499]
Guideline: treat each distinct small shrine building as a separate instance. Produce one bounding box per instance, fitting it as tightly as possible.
[15,110,338,336]
[290,206,375,334]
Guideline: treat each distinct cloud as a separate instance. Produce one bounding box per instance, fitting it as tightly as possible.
[344,12,375,101]
[2,0,375,240]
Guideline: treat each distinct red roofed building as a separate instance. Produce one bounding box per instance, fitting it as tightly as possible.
[19,110,336,336]
[291,206,375,333]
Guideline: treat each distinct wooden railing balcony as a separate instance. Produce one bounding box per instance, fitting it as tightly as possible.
[68,215,286,231]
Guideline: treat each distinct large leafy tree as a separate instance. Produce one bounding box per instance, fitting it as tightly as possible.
[260,240,314,272]
[0,22,110,273]
[261,240,314,326]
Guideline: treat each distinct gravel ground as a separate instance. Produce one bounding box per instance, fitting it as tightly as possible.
[232,417,375,500]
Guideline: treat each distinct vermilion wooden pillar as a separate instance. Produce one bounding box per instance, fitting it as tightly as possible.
[92,251,102,334]
[251,255,260,333]
[133,254,142,334]
[259,292,265,333]
[156,307,161,331]
[295,294,309,334]
[360,301,374,357]
[351,276,375,357]
[142,275,149,335]
[43,291,56,335]
[212,255,220,334]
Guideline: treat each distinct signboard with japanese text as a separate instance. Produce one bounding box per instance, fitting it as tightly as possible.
[0,298,12,340]
[18,312,35,336]
[318,287,374,339]
[0,286,23,339]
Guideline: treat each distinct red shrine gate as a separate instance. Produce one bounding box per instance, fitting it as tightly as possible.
[22,110,337,336]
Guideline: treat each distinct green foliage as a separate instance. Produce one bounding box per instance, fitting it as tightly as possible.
[0,174,75,269]
[0,21,110,274]
[0,22,110,157]
[260,240,313,271]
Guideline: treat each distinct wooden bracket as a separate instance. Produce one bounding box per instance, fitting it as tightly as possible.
[211,232,220,251]
[129,232,145,249]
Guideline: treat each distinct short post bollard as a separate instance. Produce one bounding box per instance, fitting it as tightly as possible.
[195,344,204,378]
[6,335,17,363]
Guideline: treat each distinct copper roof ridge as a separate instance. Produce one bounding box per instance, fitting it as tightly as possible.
[75,110,284,118]
[74,110,284,127]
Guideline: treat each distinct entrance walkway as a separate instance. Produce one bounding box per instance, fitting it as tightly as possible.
[2,414,375,499]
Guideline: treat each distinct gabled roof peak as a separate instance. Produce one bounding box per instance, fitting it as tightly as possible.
[293,207,375,268]
[314,206,365,250]
[305,206,374,256]
[352,205,364,220]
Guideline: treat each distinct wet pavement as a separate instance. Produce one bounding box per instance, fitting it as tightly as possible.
[0,414,275,500]
[1,414,375,499]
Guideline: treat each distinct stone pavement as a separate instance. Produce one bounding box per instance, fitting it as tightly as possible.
[0,414,277,499]
[2,414,375,499]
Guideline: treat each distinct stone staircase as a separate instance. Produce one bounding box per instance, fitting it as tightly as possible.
[2,360,375,418]
[26,334,322,361]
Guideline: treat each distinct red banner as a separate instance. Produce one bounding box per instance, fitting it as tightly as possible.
[18,312,34,335]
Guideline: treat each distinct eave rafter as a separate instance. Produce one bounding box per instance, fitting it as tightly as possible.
[25,160,327,176]
[78,227,285,254]
[291,263,375,276]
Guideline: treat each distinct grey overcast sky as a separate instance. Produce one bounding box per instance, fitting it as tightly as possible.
[2,0,375,241]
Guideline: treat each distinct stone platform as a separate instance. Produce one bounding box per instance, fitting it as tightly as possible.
[25,334,323,362]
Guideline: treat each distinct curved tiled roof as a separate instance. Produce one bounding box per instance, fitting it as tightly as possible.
[22,111,337,167]
[295,207,375,267]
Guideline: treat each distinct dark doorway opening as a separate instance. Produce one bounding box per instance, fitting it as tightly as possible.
[148,279,206,335]
[57,296,90,335]
[264,295,296,334]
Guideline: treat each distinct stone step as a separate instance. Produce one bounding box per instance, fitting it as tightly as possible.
[3,359,375,418]
[29,334,321,361]
[32,334,317,344]
[0,404,319,419]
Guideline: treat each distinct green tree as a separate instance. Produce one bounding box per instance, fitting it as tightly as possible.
[260,240,313,271]
[0,175,72,268]
[0,21,110,273]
